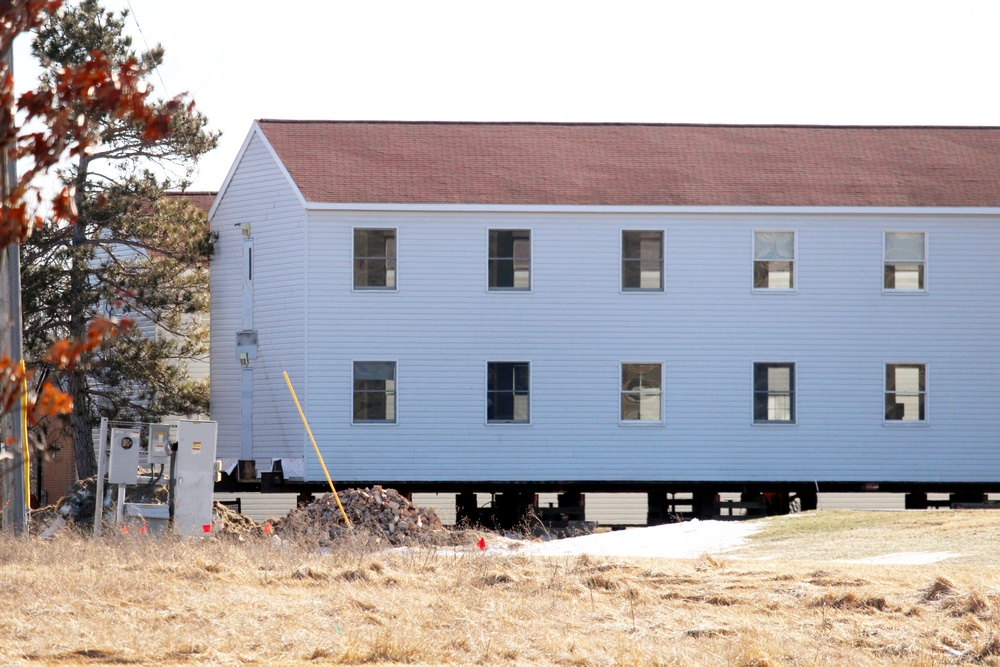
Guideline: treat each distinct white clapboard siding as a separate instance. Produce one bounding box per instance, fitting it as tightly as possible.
[210,126,1000,489]
[297,209,1000,484]
[210,130,307,460]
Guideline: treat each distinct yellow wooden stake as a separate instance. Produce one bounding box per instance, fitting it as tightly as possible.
[283,371,351,526]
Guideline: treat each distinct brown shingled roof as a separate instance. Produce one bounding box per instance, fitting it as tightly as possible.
[166,191,216,214]
[256,121,1000,207]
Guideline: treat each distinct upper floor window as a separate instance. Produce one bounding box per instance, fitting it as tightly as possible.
[621,363,662,422]
[885,363,925,422]
[353,361,396,423]
[489,229,530,290]
[354,229,396,289]
[884,232,925,291]
[622,230,663,291]
[487,362,529,423]
[754,231,795,290]
[754,362,795,423]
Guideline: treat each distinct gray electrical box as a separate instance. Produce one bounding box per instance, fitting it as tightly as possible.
[148,424,171,465]
[108,428,141,485]
[173,420,218,537]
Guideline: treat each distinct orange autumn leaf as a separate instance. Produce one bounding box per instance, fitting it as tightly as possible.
[29,382,74,424]
[43,318,128,370]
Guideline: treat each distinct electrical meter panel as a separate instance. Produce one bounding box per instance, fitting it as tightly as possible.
[173,420,218,537]
[148,424,171,465]
[108,428,141,485]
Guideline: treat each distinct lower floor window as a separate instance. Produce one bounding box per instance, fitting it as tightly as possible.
[353,361,396,423]
[487,362,529,423]
[885,363,925,421]
[621,363,662,421]
[754,362,795,423]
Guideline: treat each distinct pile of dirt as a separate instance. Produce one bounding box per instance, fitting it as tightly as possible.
[212,501,266,539]
[273,486,446,545]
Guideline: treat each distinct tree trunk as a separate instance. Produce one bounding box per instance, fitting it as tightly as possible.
[69,159,94,480]
[69,367,95,479]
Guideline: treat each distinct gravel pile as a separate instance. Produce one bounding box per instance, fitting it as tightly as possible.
[273,486,445,545]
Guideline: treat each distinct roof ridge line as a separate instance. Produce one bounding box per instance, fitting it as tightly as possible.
[255,119,1000,130]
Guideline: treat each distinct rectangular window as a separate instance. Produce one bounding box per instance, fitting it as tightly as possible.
[754,363,795,423]
[354,229,396,289]
[885,364,925,422]
[487,362,529,423]
[622,230,663,290]
[621,363,662,422]
[884,232,925,290]
[754,231,795,290]
[353,361,396,423]
[489,229,530,290]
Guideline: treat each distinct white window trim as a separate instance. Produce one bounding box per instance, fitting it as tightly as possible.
[352,226,399,293]
[619,228,665,294]
[882,230,928,295]
[751,361,798,426]
[751,229,798,294]
[486,227,533,293]
[883,361,929,426]
[484,360,532,426]
[351,359,399,426]
[618,361,665,426]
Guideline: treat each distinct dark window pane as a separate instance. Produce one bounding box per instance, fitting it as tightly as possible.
[753,363,794,423]
[487,362,529,422]
[489,259,515,288]
[623,230,662,259]
[354,391,387,421]
[488,363,512,391]
[488,391,514,421]
[354,230,396,288]
[753,364,768,392]
[754,261,793,289]
[622,260,641,289]
[753,392,769,422]
[489,230,529,289]
[353,361,396,422]
[514,364,529,391]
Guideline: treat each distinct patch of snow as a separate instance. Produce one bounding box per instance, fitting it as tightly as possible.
[847,552,960,565]
[519,519,761,558]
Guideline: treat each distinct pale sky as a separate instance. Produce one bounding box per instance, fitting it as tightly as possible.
[14,1,1000,192]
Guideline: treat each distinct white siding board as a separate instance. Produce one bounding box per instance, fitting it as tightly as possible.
[210,132,306,460]
[291,210,1000,484]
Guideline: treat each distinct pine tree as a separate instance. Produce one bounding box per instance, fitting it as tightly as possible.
[21,0,219,479]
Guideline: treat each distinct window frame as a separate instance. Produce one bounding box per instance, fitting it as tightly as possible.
[620,229,665,292]
[883,231,927,294]
[884,362,928,425]
[752,362,797,425]
[353,227,398,291]
[619,362,664,425]
[752,230,797,293]
[352,360,398,425]
[487,228,532,292]
[485,361,531,425]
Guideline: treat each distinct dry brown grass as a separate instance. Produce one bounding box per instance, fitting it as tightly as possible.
[738,509,1000,564]
[2,511,1000,665]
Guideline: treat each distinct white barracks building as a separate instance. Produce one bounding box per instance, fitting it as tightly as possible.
[209,121,1000,523]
